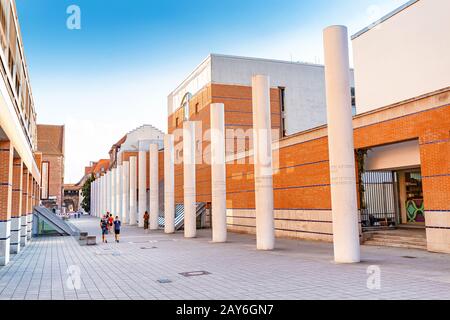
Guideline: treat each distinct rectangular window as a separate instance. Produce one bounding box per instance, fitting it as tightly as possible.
[279,87,287,137]
[41,162,50,199]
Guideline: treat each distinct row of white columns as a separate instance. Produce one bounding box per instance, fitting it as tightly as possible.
[90,25,360,263]
[90,146,160,229]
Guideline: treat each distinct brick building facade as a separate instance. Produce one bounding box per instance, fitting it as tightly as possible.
[37,125,65,211]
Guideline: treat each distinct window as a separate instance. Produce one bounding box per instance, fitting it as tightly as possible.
[351,87,356,107]
[195,103,199,114]
[41,162,50,200]
[279,87,287,137]
[351,87,356,116]
[175,117,179,128]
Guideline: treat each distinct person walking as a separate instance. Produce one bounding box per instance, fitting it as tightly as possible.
[113,216,122,243]
[100,215,109,243]
[108,213,114,235]
[143,211,150,233]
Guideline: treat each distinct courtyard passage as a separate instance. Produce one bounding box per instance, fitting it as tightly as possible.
[0,215,450,300]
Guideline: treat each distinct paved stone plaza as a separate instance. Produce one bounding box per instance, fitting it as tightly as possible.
[0,215,449,300]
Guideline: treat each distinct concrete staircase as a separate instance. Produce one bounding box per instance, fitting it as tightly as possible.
[363,228,427,250]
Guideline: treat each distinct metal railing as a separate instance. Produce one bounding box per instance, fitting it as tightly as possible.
[361,171,398,229]
[158,203,207,230]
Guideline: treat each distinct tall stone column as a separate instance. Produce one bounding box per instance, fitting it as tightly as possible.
[323,25,360,264]
[210,103,227,243]
[164,135,175,234]
[106,171,111,214]
[116,165,123,220]
[252,75,275,251]
[183,121,197,238]
[97,176,105,217]
[21,168,29,247]
[122,161,130,224]
[97,178,100,216]
[149,144,159,230]
[0,141,13,265]
[111,168,116,216]
[11,158,22,254]
[91,180,97,217]
[129,156,137,225]
[138,150,147,228]
[100,172,108,217]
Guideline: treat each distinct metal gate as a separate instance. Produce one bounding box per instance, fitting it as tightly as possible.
[361,171,398,229]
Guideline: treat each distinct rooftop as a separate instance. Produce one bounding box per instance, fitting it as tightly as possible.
[352,0,420,40]
[37,124,65,156]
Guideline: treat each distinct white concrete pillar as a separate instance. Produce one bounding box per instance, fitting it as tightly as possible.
[129,157,137,225]
[92,180,98,217]
[324,25,360,264]
[149,144,159,230]
[138,150,147,228]
[210,103,227,243]
[99,175,106,217]
[90,179,94,215]
[164,135,175,234]
[252,75,275,251]
[111,168,116,216]
[122,161,130,224]
[96,179,100,217]
[183,121,197,238]
[97,178,101,217]
[97,176,102,217]
[106,171,111,215]
[92,180,96,216]
[116,165,123,220]
[98,178,102,217]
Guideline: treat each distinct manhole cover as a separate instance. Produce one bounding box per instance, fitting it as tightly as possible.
[179,271,211,277]
[140,247,158,250]
[157,279,172,284]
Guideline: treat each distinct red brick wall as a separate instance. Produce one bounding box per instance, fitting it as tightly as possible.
[11,159,22,218]
[0,142,13,221]
[21,168,29,217]
[41,154,64,208]
[169,83,281,205]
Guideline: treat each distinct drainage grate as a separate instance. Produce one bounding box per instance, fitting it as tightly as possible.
[157,279,172,284]
[140,246,158,250]
[179,271,211,278]
[402,256,417,259]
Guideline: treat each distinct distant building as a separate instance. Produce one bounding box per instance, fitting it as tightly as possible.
[168,54,355,139]
[37,124,65,210]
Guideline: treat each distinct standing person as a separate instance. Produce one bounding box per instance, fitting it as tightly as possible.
[143,211,150,232]
[100,215,109,243]
[113,216,121,243]
[108,213,114,235]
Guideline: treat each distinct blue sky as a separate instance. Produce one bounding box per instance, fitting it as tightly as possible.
[16,0,407,183]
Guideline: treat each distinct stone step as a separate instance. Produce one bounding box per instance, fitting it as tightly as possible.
[367,231,426,238]
[364,240,427,250]
[369,235,427,243]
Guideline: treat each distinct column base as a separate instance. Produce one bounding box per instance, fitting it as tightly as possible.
[10,217,21,254]
[0,220,11,266]
[20,216,27,247]
[27,214,32,241]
